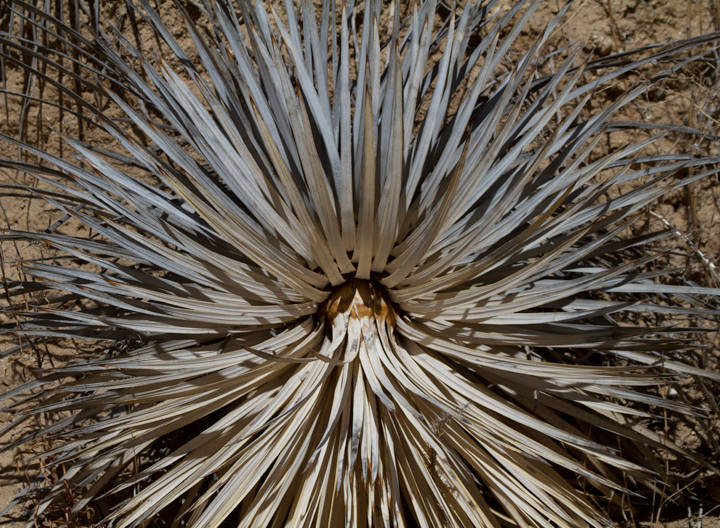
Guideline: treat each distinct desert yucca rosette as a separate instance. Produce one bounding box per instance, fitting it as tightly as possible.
[1,0,720,527]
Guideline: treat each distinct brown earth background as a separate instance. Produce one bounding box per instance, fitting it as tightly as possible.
[1,0,720,526]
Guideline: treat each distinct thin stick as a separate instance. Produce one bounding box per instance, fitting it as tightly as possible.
[649,210,720,287]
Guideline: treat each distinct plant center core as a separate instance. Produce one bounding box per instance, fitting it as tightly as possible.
[319,279,396,328]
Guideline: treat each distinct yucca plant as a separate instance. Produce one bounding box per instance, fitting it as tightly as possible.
[1,0,720,526]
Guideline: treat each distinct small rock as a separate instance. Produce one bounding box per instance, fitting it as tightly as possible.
[593,34,614,57]
[583,34,614,57]
[648,87,665,102]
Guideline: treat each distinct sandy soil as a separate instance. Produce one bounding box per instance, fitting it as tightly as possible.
[0,0,719,526]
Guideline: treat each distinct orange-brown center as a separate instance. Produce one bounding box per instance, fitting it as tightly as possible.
[319,279,397,327]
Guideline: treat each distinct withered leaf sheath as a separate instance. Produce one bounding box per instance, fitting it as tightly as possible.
[1,1,719,527]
